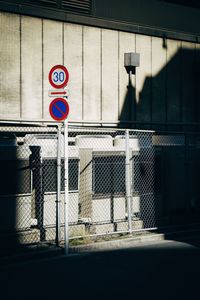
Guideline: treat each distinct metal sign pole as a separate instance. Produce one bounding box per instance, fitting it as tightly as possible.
[64,119,69,254]
[48,65,70,251]
[56,125,62,246]
[125,129,132,234]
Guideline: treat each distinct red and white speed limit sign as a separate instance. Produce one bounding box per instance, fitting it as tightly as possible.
[48,65,69,89]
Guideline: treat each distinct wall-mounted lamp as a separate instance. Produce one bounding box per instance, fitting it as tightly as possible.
[124,52,140,75]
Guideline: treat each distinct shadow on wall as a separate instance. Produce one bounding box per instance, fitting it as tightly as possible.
[119,45,200,229]
[120,72,136,127]
[119,46,200,131]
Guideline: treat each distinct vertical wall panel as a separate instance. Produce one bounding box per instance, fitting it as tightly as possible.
[119,31,135,123]
[101,29,118,121]
[152,36,167,123]
[83,26,101,121]
[21,16,42,119]
[135,34,152,123]
[64,23,83,121]
[181,41,196,125]
[166,39,181,125]
[0,13,20,119]
[43,19,63,119]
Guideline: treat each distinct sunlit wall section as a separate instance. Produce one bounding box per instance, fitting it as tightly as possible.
[43,19,63,120]
[64,23,83,122]
[101,29,119,122]
[21,16,42,119]
[0,13,20,119]
[83,26,101,122]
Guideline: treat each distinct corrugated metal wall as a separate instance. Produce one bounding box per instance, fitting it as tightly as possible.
[0,12,200,127]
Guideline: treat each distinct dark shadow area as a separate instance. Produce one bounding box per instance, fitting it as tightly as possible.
[0,132,37,257]
[160,0,200,10]
[0,132,26,257]
[0,129,59,259]
[1,240,200,300]
[118,46,200,242]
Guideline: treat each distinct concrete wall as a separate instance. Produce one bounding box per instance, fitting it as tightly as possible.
[0,12,200,127]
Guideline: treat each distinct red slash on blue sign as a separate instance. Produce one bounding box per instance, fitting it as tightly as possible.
[49,98,69,121]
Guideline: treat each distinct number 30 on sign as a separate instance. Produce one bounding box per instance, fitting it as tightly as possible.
[48,65,69,89]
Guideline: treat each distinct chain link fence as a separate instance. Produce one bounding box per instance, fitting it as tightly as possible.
[0,124,61,253]
[0,123,200,254]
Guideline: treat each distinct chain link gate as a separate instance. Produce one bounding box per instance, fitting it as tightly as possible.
[67,127,157,239]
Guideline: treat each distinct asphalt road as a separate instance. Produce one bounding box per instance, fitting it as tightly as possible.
[0,237,200,300]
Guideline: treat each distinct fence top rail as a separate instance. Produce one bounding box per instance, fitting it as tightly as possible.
[68,126,155,133]
[1,118,200,126]
[0,119,200,135]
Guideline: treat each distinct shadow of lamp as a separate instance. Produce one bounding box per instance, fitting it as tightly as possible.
[124,52,140,234]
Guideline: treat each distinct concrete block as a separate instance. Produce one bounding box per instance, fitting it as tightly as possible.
[116,220,143,232]
[92,198,111,222]
[43,193,79,226]
[113,197,126,220]
[18,229,40,244]
[90,223,114,235]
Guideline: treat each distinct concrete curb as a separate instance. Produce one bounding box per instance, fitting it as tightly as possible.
[69,233,166,253]
[69,228,200,253]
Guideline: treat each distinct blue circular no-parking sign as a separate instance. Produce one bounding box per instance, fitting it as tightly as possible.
[49,98,69,121]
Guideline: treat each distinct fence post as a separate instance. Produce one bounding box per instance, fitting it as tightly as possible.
[64,120,69,255]
[56,125,62,246]
[125,129,132,234]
